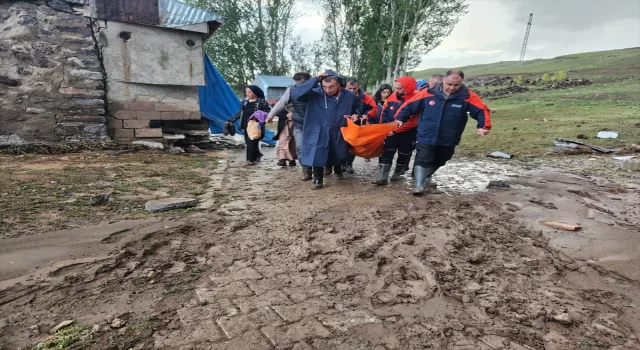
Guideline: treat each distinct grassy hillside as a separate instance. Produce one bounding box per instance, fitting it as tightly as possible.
[410,48,640,157]
[413,47,640,79]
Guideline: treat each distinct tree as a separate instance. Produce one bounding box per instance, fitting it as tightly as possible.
[315,0,468,88]
[187,0,297,92]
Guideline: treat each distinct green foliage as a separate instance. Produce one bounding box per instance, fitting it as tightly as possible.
[513,75,523,85]
[541,73,550,81]
[553,70,567,81]
[32,326,91,350]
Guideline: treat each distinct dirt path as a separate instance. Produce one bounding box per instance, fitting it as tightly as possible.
[1,150,638,350]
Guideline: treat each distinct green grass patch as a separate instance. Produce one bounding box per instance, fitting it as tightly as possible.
[32,326,92,350]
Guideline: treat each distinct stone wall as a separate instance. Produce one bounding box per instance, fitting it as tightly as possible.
[0,0,108,145]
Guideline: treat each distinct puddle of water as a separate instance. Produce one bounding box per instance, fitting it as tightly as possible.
[227,148,527,194]
[429,158,525,194]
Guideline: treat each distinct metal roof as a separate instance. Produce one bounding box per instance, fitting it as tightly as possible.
[159,0,225,28]
[89,0,224,33]
[255,75,295,88]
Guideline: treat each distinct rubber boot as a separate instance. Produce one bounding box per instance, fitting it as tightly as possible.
[313,179,324,190]
[412,166,429,195]
[373,164,392,185]
[390,164,406,181]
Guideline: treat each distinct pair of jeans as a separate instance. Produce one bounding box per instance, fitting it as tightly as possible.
[293,123,311,173]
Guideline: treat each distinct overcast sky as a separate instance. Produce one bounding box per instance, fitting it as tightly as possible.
[293,0,640,70]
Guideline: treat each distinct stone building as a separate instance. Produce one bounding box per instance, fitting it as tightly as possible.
[0,0,223,145]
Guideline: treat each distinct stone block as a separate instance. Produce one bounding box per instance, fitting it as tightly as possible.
[261,319,331,348]
[209,330,271,350]
[125,101,155,111]
[177,301,237,327]
[135,96,159,103]
[135,111,161,120]
[113,110,136,120]
[621,160,640,171]
[317,311,380,332]
[233,290,292,314]
[209,267,263,286]
[26,108,47,114]
[292,342,314,350]
[189,112,202,120]
[131,141,164,150]
[123,120,150,129]
[154,103,184,112]
[83,123,106,134]
[195,282,255,303]
[59,87,103,97]
[70,69,102,80]
[57,115,106,123]
[135,128,163,138]
[145,197,197,212]
[272,299,329,323]
[216,307,284,339]
[107,118,123,129]
[72,98,104,106]
[55,123,81,136]
[160,111,190,120]
[110,128,134,138]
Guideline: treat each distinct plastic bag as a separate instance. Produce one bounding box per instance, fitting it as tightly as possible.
[341,118,397,158]
[247,120,262,140]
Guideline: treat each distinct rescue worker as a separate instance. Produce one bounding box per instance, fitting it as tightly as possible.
[427,74,444,89]
[372,76,420,185]
[290,70,363,190]
[266,72,312,179]
[342,79,378,173]
[395,70,491,195]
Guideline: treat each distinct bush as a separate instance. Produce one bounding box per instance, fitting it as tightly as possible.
[553,71,567,81]
[513,75,523,85]
[542,73,550,82]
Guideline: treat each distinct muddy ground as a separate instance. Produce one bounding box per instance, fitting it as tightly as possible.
[1,148,639,350]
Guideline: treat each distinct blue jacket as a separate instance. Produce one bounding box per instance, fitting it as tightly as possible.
[291,71,363,167]
[395,84,491,146]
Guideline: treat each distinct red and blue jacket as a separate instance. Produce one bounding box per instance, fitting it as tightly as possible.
[356,88,378,119]
[395,84,491,146]
[373,76,419,134]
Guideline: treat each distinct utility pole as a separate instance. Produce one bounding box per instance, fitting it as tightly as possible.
[518,13,533,66]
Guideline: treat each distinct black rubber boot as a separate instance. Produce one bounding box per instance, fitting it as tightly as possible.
[390,164,406,181]
[373,164,392,185]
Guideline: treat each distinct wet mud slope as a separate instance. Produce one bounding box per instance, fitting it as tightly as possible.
[1,152,638,349]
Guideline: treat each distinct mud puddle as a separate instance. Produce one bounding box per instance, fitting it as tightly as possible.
[1,148,638,349]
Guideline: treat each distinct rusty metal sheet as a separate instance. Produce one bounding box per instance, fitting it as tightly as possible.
[94,0,160,25]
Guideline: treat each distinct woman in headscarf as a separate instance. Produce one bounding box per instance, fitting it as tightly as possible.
[228,85,271,165]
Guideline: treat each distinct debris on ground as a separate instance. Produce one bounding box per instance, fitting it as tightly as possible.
[613,155,637,161]
[488,151,512,159]
[169,146,185,155]
[110,318,126,329]
[487,180,511,189]
[577,134,589,139]
[145,197,198,212]
[185,145,206,154]
[49,320,75,334]
[89,194,110,206]
[132,140,164,150]
[554,138,615,154]
[597,131,619,139]
[543,221,582,231]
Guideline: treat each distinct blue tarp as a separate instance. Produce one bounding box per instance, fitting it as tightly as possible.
[198,55,276,145]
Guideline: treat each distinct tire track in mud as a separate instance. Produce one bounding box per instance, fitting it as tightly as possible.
[1,152,637,349]
[184,154,638,350]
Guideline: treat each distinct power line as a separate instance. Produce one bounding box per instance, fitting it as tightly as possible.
[518,13,533,66]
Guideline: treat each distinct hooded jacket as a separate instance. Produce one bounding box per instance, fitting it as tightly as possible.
[377,76,419,134]
[290,70,364,167]
[395,83,491,146]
